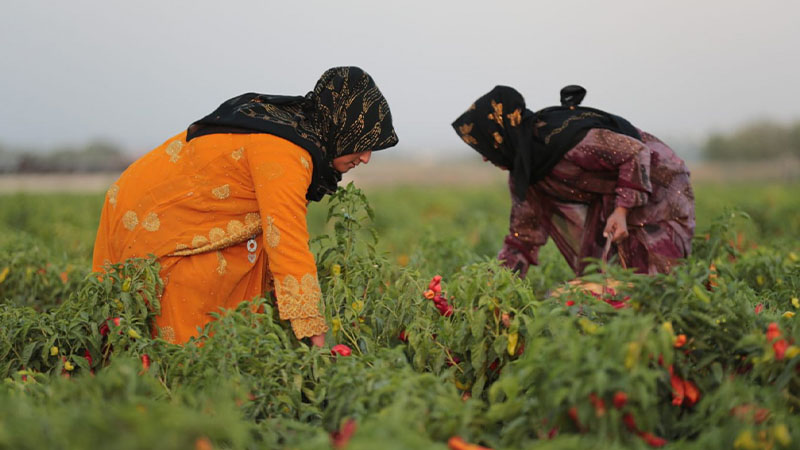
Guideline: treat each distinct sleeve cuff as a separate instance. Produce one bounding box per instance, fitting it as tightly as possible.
[615,189,649,209]
[291,316,329,340]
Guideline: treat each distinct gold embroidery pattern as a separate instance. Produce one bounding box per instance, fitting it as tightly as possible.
[245,212,261,227]
[142,212,160,232]
[507,108,522,126]
[122,211,138,231]
[216,251,227,275]
[107,184,119,207]
[300,156,310,170]
[488,100,504,128]
[290,316,329,339]
[165,140,184,163]
[227,220,244,236]
[209,227,226,243]
[275,273,323,320]
[192,235,210,249]
[159,326,176,343]
[544,112,605,145]
[171,218,262,257]
[231,147,244,161]
[175,243,189,251]
[212,184,230,200]
[458,123,478,145]
[265,215,280,248]
[492,131,504,148]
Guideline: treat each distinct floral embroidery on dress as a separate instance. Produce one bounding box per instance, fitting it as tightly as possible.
[212,184,231,200]
[290,316,329,339]
[159,326,176,343]
[275,273,323,320]
[142,212,160,232]
[192,235,209,248]
[216,251,227,275]
[231,147,244,161]
[265,215,280,248]
[122,211,138,231]
[165,140,184,163]
[107,184,120,207]
[209,227,226,243]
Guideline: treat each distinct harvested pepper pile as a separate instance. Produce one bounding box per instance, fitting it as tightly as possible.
[1,184,799,449]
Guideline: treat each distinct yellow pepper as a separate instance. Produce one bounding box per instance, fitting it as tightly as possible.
[128,329,142,339]
[792,297,799,309]
[122,277,132,292]
[0,266,9,284]
[64,361,74,371]
[507,332,519,356]
[50,346,59,356]
[773,424,791,447]
[783,311,795,319]
[733,430,757,450]
[625,342,640,369]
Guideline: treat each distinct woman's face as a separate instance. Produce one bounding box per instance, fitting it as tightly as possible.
[333,151,372,173]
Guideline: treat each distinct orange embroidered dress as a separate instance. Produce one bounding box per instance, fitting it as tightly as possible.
[92,131,328,343]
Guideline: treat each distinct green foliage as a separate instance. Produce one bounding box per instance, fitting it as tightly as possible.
[0,182,799,449]
[703,119,800,161]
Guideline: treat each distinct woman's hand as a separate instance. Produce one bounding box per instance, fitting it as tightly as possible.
[604,206,629,242]
[498,246,530,278]
[310,333,325,348]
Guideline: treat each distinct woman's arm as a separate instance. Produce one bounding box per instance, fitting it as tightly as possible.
[246,135,328,344]
[500,177,549,277]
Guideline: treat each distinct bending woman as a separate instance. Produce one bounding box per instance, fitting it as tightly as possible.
[452,85,694,276]
[93,66,398,346]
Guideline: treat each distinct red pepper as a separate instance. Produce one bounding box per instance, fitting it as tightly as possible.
[773,339,789,360]
[613,391,628,410]
[588,393,606,417]
[331,344,352,357]
[398,330,408,342]
[673,334,687,348]
[141,354,151,370]
[766,322,781,342]
[331,419,357,449]
[623,413,638,432]
[755,303,764,314]
[669,366,685,406]
[565,300,575,306]
[683,380,700,406]
[447,436,492,450]
[639,431,667,447]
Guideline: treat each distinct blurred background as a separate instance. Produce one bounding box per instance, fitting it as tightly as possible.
[1,0,798,190]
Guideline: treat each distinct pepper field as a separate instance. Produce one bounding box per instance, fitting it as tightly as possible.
[0,180,799,450]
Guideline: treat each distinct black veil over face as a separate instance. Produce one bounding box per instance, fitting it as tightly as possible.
[187,66,399,201]
[452,85,641,199]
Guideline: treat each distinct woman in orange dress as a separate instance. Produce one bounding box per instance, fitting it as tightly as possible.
[92,67,398,346]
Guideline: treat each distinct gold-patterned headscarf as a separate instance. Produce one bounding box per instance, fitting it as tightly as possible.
[187,66,398,201]
[452,85,641,199]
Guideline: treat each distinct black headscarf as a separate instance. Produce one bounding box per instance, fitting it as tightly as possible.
[452,85,641,199]
[187,66,399,201]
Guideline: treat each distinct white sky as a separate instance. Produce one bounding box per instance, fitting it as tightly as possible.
[1,0,798,158]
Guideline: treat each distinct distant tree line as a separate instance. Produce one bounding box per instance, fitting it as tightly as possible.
[703,119,800,161]
[0,140,134,173]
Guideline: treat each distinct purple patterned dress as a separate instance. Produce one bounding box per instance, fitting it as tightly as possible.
[500,128,695,275]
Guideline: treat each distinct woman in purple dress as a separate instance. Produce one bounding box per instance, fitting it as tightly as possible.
[452,85,695,276]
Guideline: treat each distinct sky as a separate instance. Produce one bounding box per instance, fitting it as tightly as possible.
[1,0,798,160]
